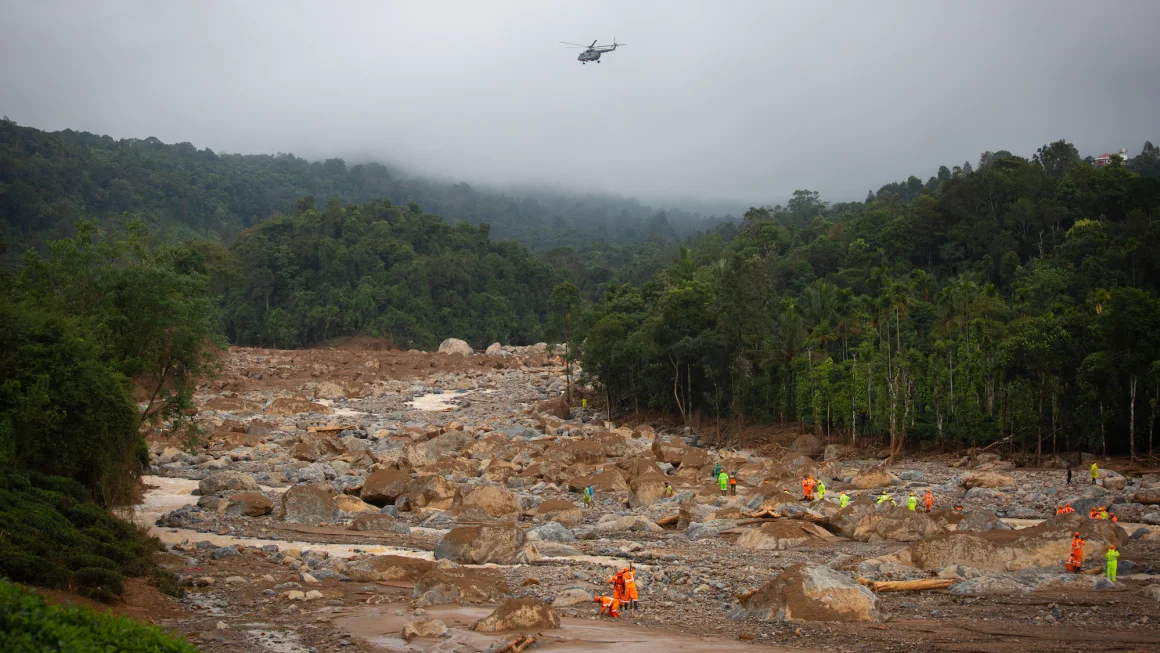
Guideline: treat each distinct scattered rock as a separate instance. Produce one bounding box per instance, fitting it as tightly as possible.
[438,338,473,356]
[402,619,449,641]
[734,564,881,623]
[199,471,259,496]
[472,598,561,632]
[224,491,274,517]
[278,484,339,525]
[434,525,528,564]
[960,471,1015,489]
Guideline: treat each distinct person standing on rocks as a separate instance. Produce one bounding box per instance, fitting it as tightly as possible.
[1105,545,1120,583]
[622,565,639,612]
[713,461,721,479]
[718,470,729,496]
[877,490,895,505]
[1066,465,1072,485]
[923,488,934,512]
[1066,532,1084,572]
[664,482,674,498]
[816,479,826,501]
[1090,461,1099,485]
[839,491,849,507]
[583,484,594,508]
[801,475,815,501]
[728,473,738,496]
[907,491,918,511]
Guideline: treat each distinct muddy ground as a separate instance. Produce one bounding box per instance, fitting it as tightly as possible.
[55,342,1160,652]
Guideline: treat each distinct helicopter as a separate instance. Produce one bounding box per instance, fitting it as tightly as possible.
[559,38,624,64]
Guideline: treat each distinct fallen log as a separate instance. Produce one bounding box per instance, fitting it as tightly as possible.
[856,577,955,592]
[494,636,536,653]
[308,425,355,433]
[656,514,679,527]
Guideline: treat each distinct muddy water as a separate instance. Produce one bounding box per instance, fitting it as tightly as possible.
[137,475,434,560]
[408,392,461,412]
[336,604,817,653]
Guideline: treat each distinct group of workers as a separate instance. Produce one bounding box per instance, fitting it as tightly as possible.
[1064,531,1121,582]
[716,464,738,496]
[593,565,640,618]
[872,488,935,511]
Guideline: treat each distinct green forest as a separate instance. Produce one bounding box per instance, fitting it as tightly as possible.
[4,119,1160,465]
[0,118,729,267]
[563,142,1160,462]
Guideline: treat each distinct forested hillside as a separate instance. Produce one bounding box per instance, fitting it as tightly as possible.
[0,118,731,266]
[565,143,1160,461]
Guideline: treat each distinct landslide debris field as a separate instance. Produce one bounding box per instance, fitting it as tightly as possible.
[135,343,1160,653]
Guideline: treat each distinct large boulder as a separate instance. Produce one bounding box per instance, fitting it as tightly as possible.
[956,509,1011,533]
[679,448,712,471]
[291,434,345,462]
[651,436,686,464]
[533,499,583,527]
[360,469,412,506]
[406,475,457,510]
[960,471,1015,489]
[349,513,411,534]
[735,521,831,550]
[223,491,274,517]
[345,555,434,582]
[472,598,561,632]
[402,619,449,642]
[1102,476,1128,492]
[1133,490,1160,505]
[593,514,662,534]
[848,468,899,490]
[413,566,511,604]
[789,433,825,456]
[735,564,881,623]
[627,475,668,509]
[438,338,473,356]
[198,471,259,496]
[552,588,593,608]
[907,515,1127,573]
[454,484,521,518]
[527,521,575,543]
[335,495,378,514]
[536,397,570,420]
[278,484,338,525]
[434,525,527,564]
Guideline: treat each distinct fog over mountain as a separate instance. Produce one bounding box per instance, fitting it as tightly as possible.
[2,0,1158,206]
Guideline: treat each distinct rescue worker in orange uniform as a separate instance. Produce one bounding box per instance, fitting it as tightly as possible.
[621,565,639,612]
[728,473,738,496]
[1089,506,1100,519]
[1065,531,1084,572]
[923,489,934,512]
[1062,503,1074,514]
[802,475,815,501]
[594,595,620,618]
[608,570,626,602]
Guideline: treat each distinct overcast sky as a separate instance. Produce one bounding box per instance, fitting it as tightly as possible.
[2,1,1158,207]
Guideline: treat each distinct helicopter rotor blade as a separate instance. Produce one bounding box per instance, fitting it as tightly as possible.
[590,39,597,47]
[559,41,588,47]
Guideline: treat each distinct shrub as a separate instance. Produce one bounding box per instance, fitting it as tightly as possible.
[0,579,199,653]
[0,470,175,603]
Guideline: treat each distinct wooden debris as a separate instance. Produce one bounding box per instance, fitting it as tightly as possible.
[308,425,355,433]
[656,514,679,527]
[856,577,955,592]
[494,635,536,653]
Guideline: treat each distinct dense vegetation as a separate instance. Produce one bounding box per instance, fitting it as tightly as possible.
[0,471,181,603]
[1,219,223,502]
[0,579,195,652]
[0,118,731,268]
[565,143,1160,462]
[215,198,562,348]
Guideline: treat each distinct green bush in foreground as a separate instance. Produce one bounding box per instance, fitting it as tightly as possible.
[0,470,180,603]
[0,579,198,653]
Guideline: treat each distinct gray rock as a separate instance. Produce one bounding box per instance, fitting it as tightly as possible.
[898,471,925,482]
[1142,512,1160,525]
[212,546,241,560]
[686,522,721,540]
[527,521,576,543]
[333,475,365,494]
[380,505,401,518]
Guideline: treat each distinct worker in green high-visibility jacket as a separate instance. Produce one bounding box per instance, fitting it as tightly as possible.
[717,470,729,496]
[1105,545,1120,582]
[839,491,849,508]
[907,491,918,511]
[816,480,826,501]
[877,490,895,505]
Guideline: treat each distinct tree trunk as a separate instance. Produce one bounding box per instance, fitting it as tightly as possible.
[1100,401,1107,458]
[1129,374,1138,462]
[851,355,857,446]
[1036,375,1043,467]
[672,357,685,425]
